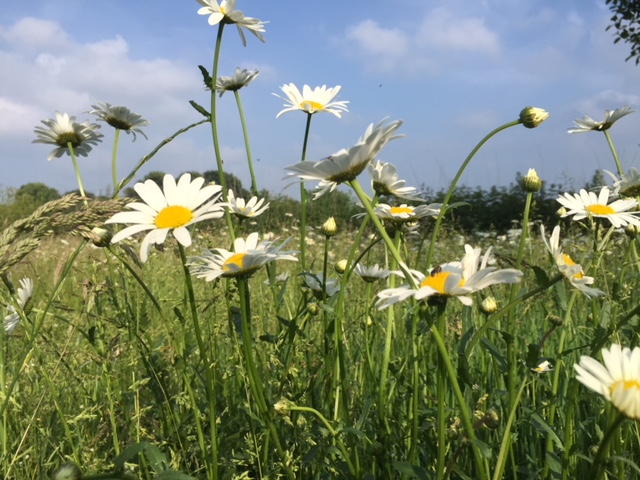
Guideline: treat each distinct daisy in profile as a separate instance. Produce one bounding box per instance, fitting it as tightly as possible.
[33,112,102,161]
[286,118,403,199]
[225,189,269,218]
[540,225,605,298]
[89,103,149,140]
[188,232,297,281]
[4,278,34,335]
[301,272,341,299]
[373,203,441,223]
[216,68,259,96]
[605,167,640,198]
[376,245,522,309]
[574,344,640,419]
[196,0,267,46]
[274,84,349,118]
[568,106,635,133]
[106,173,224,262]
[353,263,391,283]
[368,160,424,201]
[557,186,640,228]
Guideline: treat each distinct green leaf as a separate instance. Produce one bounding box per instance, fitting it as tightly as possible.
[143,442,169,473]
[531,413,564,451]
[467,438,492,459]
[391,461,432,479]
[155,471,198,480]
[480,337,508,372]
[113,441,151,472]
[188,100,211,119]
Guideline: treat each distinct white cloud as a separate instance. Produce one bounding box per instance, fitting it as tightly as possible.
[0,17,70,51]
[346,19,409,57]
[416,8,500,55]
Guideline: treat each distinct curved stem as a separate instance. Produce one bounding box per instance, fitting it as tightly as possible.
[425,120,522,268]
[603,130,624,176]
[234,90,258,197]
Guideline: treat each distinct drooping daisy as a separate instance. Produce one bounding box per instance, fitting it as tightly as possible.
[574,344,640,419]
[33,112,103,161]
[540,225,605,298]
[301,272,340,299]
[4,278,34,335]
[531,358,555,374]
[225,189,269,218]
[368,160,424,201]
[196,0,267,46]
[188,232,297,281]
[274,84,349,118]
[605,167,640,198]
[286,118,403,199]
[376,245,523,309]
[373,203,442,223]
[106,173,224,262]
[216,68,259,96]
[89,103,149,140]
[557,186,640,228]
[353,263,391,283]
[568,106,635,133]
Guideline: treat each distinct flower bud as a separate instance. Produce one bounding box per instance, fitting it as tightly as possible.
[521,168,542,193]
[483,409,500,429]
[274,399,294,416]
[51,463,82,480]
[625,224,639,238]
[556,206,567,218]
[520,106,549,128]
[321,217,338,237]
[479,296,498,315]
[334,259,348,274]
[548,315,563,327]
[307,302,319,315]
[90,226,112,247]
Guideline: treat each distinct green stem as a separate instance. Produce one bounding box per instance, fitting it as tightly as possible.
[435,302,447,477]
[425,120,522,268]
[298,113,313,270]
[67,142,87,200]
[111,129,121,191]
[236,278,296,480]
[234,90,258,197]
[178,245,219,480]
[588,412,626,480]
[492,379,529,480]
[603,130,624,176]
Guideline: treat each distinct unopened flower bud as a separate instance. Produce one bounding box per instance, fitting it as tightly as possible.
[51,463,82,480]
[90,227,112,247]
[520,106,549,128]
[307,302,319,315]
[548,315,563,327]
[479,296,498,315]
[521,168,542,193]
[334,259,348,274]
[274,399,294,416]
[625,224,639,238]
[321,217,338,237]
[556,206,567,218]
[483,409,500,429]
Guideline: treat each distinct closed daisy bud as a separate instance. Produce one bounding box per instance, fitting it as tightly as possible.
[521,168,542,193]
[307,302,319,315]
[274,399,294,416]
[90,227,112,248]
[625,224,639,238]
[51,463,82,480]
[520,106,549,129]
[321,217,338,237]
[334,259,348,274]
[483,409,500,429]
[548,315,563,327]
[556,206,567,218]
[479,296,498,315]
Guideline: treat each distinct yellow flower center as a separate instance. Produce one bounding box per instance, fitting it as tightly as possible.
[155,206,194,229]
[301,100,324,112]
[587,204,615,215]
[562,254,584,279]
[390,206,414,215]
[420,271,464,294]
[223,253,247,271]
[611,379,640,393]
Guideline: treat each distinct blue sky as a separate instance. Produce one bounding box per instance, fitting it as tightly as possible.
[1,0,640,198]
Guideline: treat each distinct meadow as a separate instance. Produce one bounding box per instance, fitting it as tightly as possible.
[3,2,640,479]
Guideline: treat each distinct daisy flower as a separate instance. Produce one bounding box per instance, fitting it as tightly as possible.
[568,106,635,133]
[4,278,34,335]
[225,189,269,218]
[301,272,340,299]
[605,167,640,198]
[368,160,424,201]
[353,263,391,283]
[574,344,640,419]
[376,245,522,309]
[216,67,259,96]
[196,0,267,46]
[89,103,149,140]
[373,203,441,223]
[286,118,403,199]
[33,112,103,161]
[188,232,297,281]
[531,359,555,374]
[540,225,605,298]
[557,186,640,228]
[106,173,224,262]
[274,84,349,118]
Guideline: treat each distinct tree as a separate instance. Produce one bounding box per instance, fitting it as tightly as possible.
[606,0,640,64]
[15,182,60,204]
